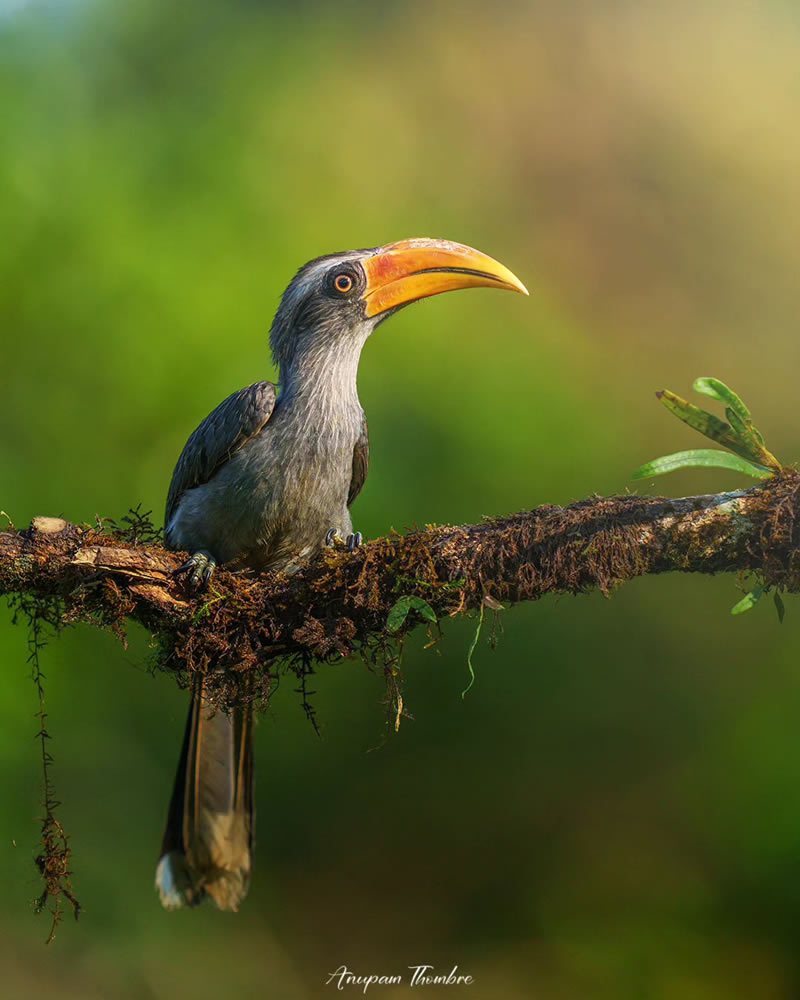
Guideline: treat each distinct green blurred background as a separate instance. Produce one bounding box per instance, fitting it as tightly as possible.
[2,0,800,996]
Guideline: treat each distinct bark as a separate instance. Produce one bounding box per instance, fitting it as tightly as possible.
[2,472,799,703]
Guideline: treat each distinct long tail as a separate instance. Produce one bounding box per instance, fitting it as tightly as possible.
[156,676,254,911]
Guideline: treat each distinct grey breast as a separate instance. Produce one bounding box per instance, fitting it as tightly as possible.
[166,381,362,572]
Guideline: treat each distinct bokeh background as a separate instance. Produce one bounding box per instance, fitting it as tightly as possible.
[2,0,800,996]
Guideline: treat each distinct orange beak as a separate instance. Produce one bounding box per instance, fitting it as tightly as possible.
[361,238,528,318]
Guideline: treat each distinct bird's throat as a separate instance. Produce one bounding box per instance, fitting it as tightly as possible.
[278,336,364,418]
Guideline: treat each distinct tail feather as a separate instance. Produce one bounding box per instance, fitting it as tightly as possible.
[156,676,254,911]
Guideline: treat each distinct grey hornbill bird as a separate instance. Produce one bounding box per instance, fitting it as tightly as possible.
[156,238,527,910]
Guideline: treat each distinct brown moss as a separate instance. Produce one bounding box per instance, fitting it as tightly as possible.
[2,473,800,711]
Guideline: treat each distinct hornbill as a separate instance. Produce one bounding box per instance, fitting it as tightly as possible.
[156,238,527,910]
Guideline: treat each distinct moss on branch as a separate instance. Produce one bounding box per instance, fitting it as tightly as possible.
[2,472,799,707]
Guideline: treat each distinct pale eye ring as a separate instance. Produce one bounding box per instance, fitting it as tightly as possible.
[334,273,354,294]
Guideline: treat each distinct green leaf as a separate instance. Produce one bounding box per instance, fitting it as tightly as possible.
[693,377,750,422]
[412,597,438,624]
[692,377,775,466]
[632,449,772,481]
[724,406,750,441]
[774,591,786,625]
[723,405,770,464]
[656,387,780,469]
[656,390,733,444]
[386,595,438,634]
[386,597,413,632]
[731,586,765,615]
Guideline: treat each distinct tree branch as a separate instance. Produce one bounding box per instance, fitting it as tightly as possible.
[2,473,799,704]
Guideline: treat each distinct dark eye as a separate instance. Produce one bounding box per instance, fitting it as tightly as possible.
[325,263,361,300]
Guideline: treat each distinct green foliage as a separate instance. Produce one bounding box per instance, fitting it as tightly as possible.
[636,378,790,625]
[633,449,772,481]
[730,586,765,616]
[633,378,782,480]
[730,586,788,622]
[692,377,778,466]
[386,595,438,634]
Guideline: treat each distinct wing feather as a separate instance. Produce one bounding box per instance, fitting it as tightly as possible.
[165,381,277,528]
[348,416,370,507]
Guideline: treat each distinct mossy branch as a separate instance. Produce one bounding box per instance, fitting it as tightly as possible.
[2,472,800,705]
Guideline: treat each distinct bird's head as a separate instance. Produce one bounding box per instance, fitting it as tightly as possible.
[269,238,528,377]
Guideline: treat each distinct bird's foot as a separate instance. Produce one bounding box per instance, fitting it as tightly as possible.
[174,550,217,590]
[325,528,363,553]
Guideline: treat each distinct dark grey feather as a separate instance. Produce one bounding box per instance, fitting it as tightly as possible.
[165,381,277,528]
[348,416,369,507]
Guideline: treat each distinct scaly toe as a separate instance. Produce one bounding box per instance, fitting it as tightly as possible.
[325,528,341,547]
[175,551,216,591]
[346,532,363,552]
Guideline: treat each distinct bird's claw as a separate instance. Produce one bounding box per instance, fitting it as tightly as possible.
[175,551,217,591]
[325,529,363,552]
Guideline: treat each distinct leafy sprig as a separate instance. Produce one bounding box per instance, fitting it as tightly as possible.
[634,377,785,619]
[633,377,781,482]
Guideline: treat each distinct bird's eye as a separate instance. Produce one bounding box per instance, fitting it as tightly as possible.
[334,273,354,294]
[325,263,361,300]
